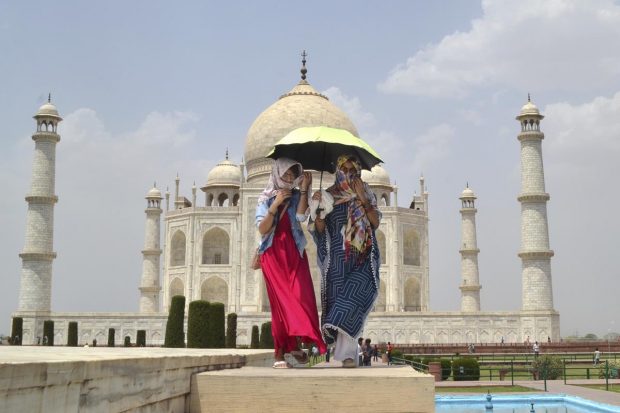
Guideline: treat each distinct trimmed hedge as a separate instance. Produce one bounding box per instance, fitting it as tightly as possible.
[259,322,273,349]
[43,320,54,346]
[164,295,186,348]
[452,357,480,381]
[250,325,260,349]
[226,313,237,348]
[532,355,563,380]
[137,330,146,347]
[208,302,225,348]
[124,336,131,347]
[108,328,115,347]
[423,357,452,380]
[11,317,23,345]
[67,322,78,346]
[187,300,210,348]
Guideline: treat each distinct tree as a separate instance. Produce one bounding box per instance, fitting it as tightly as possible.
[250,325,260,349]
[11,317,23,346]
[164,295,186,348]
[137,330,146,347]
[43,320,54,346]
[226,313,238,348]
[108,328,115,347]
[67,322,78,346]
[187,300,210,348]
[208,302,226,348]
[259,322,273,349]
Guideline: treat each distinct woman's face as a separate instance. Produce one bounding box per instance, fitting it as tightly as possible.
[281,166,297,184]
[339,160,358,176]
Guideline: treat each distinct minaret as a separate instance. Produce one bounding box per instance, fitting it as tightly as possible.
[139,185,163,313]
[516,96,555,311]
[18,97,62,313]
[459,185,481,312]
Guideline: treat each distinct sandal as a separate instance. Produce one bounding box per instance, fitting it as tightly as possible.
[272,360,292,369]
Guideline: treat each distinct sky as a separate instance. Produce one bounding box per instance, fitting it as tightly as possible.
[1,0,619,338]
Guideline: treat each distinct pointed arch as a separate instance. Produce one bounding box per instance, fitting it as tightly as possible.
[218,193,229,206]
[200,276,228,307]
[403,226,421,266]
[381,193,389,206]
[169,277,184,305]
[374,280,386,312]
[202,227,230,264]
[375,229,386,265]
[170,230,186,266]
[404,277,421,311]
[232,193,240,206]
[207,193,214,206]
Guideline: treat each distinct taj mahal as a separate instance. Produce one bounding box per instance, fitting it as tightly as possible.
[13,60,559,346]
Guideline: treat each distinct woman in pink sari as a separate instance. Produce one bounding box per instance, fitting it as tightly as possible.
[255,158,326,368]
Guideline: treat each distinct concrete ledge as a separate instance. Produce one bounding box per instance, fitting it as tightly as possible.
[190,366,435,413]
[0,347,273,412]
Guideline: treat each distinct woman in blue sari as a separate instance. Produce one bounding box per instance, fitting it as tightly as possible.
[310,155,381,367]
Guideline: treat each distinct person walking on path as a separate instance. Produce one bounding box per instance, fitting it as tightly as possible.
[310,155,382,368]
[594,348,601,365]
[256,157,326,368]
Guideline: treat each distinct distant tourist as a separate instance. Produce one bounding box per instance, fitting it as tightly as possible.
[594,348,601,365]
[363,338,372,366]
[533,341,540,357]
[500,336,505,345]
[255,158,326,369]
[373,344,379,362]
[387,342,394,365]
[357,337,364,367]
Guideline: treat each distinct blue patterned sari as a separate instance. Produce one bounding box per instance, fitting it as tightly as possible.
[312,202,380,345]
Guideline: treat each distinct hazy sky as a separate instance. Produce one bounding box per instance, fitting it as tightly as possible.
[1,0,619,338]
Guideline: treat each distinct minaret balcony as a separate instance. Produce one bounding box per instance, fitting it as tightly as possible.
[32,132,60,143]
[517,131,545,141]
[459,248,480,254]
[459,284,481,291]
[25,195,58,204]
[518,250,554,259]
[517,193,550,202]
[19,251,57,260]
[141,249,163,256]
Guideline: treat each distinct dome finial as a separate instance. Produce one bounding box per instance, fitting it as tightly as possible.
[528,93,531,102]
[226,148,229,160]
[300,50,308,81]
[48,93,51,103]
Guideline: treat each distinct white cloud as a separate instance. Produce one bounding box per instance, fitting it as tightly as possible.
[379,0,620,98]
[323,86,376,129]
[411,124,455,172]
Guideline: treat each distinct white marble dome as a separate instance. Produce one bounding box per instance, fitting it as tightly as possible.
[519,100,540,117]
[205,158,241,187]
[146,186,162,199]
[243,79,358,182]
[361,164,391,186]
[460,186,476,199]
[35,101,61,119]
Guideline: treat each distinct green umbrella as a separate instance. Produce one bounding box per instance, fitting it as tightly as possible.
[266,126,383,174]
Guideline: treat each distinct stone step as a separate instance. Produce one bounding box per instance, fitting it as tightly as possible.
[190,365,435,413]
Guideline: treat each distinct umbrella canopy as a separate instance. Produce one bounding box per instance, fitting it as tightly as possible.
[266,126,383,173]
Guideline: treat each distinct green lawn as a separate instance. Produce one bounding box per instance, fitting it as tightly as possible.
[572,384,620,393]
[436,385,538,393]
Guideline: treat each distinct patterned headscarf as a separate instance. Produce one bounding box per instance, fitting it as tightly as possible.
[329,155,376,260]
[257,157,303,205]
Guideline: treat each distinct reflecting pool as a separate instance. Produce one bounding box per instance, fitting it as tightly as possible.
[436,394,620,413]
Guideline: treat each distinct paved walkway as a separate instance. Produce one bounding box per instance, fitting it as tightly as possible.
[314,357,620,406]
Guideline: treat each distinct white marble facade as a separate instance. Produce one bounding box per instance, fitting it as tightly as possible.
[14,68,559,346]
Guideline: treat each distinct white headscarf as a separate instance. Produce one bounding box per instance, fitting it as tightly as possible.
[257,157,304,205]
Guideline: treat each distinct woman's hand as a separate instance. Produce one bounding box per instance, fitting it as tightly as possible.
[274,189,292,207]
[351,177,367,203]
[300,171,312,191]
[311,190,322,202]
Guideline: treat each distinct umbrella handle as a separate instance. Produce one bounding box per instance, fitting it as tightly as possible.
[315,170,324,217]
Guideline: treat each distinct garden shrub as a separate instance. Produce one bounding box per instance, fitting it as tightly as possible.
[11,317,23,345]
[67,322,78,346]
[532,355,563,380]
[423,357,452,380]
[187,300,210,348]
[250,325,260,349]
[226,313,237,348]
[259,322,273,349]
[137,330,146,347]
[43,320,54,346]
[207,302,225,348]
[164,295,186,348]
[108,328,115,347]
[598,360,620,379]
[452,357,480,381]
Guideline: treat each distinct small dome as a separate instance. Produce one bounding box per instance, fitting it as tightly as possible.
[146,186,162,199]
[35,101,62,119]
[361,164,391,186]
[205,158,242,187]
[460,186,476,199]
